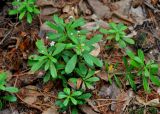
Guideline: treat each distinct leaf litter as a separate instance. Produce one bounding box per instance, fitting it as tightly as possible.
[0,0,160,114]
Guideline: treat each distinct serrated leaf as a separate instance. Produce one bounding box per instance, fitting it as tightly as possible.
[71,18,85,28]
[150,75,160,86]
[71,97,77,105]
[53,43,66,55]
[58,92,67,99]
[26,5,33,12]
[2,95,17,102]
[90,55,103,67]
[78,93,91,99]
[5,87,18,93]
[86,77,99,82]
[119,40,126,48]
[19,11,26,20]
[36,40,48,55]
[0,72,7,82]
[72,91,82,96]
[65,54,77,74]
[63,98,69,106]
[9,10,18,15]
[123,38,135,44]
[64,88,70,95]
[143,77,150,93]
[138,49,144,61]
[86,34,102,45]
[126,74,136,91]
[50,63,57,78]
[126,49,135,59]
[27,13,32,23]
[83,54,94,66]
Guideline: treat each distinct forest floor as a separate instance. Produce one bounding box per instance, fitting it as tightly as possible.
[0,0,160,114]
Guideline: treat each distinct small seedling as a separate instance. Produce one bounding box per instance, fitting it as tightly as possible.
[0,72,19,109]
[100,22,135,48]
[9,0,40,23]
[69,63,99,90]
[56,88,91,110]
[126,49,160,93]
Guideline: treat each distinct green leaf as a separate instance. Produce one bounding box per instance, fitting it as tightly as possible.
[150,75,160,86]
[72,91,82,96]
[50,63,57,78]
[85,70,95,79]
[130,60,139,68]
[126,74,136,91]
[64,88,70,95]
[86,34,103,45]
[43,72,50,83]
[5,87,18,93]
[19,11,26,20]
[36,40,48,55]
[63,98,69,106]
[33,8,40,14]
[53,43,66,56]
[83,54,94,66]
[2,95,17,102]
[26,5,33,12]
[137,50,144,61]
[78,93,91,99]
[53,15,64,25]
[115,33,120,41]
[118,40,126,48]
[9,10,18,15]
[65,55,77,74]
[58,92,67,99]
[114,75,121,88]
[86,77,99,82]
[27,13,32,23]
[72,107,78,114]
[71,18,85,28]
[90,55,103,67]
[143,77,150,93]
[44,61,50,71]
[123,38,135,44]
[100,28,108,34]
[126,49,135,59]
[70,97,77,105]
[0,72,7,82]
[30,60,46,72]
[134,57,143,64]
[144,68,150,77]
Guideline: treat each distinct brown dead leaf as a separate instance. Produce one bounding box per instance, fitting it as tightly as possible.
[79,105,99,114]
[79,0,91,15]
[90,43,101,57]
[87,0,112,19]
[42,106,58,114]
[77,78,82,89]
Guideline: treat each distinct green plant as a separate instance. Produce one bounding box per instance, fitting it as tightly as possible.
[0,72,19,109]
[100,22,135,48]
[28,39,58,82]
[9,0,40,23]
[69,63,99,90]
[126,49,160,93]
[46,15,103,74]
[56,88,91,111]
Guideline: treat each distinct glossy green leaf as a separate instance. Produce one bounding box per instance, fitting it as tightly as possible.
[65,55,77,74]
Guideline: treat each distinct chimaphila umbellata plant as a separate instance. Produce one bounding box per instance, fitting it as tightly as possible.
[0,72,19,109]
[28,15,103,112]
[100,22,135,48]
[9,0,40,23]
[126,49,160,93]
